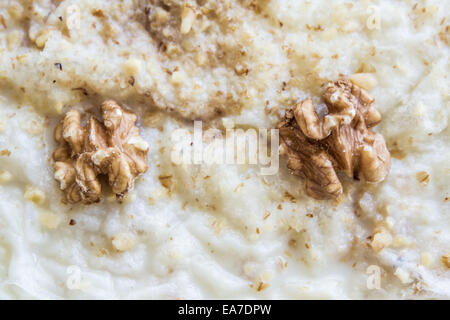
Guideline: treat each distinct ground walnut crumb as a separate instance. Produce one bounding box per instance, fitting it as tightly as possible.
[0,149,11,157]
[257,282,270,292]
[52,100,149,204]
[278,79,391,199]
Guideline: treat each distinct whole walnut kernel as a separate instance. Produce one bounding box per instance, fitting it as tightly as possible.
[52,101,149,204]
[278,79,390,200]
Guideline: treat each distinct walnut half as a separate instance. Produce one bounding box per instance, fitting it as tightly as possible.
[278,79,390,200]
[52,101,149,204]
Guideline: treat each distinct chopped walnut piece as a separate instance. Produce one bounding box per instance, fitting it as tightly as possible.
[93,100,149,199]
[416,171,430,185]
[52,101,149,204]
[278,110,342,199]
[442,254,450,268]
[278,79,390,199]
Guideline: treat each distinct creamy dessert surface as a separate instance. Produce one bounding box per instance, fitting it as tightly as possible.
[0,0,449,299]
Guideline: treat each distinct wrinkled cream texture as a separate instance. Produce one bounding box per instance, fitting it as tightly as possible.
[0,0,449,299]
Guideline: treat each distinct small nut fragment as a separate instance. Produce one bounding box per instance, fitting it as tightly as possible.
[442,254,450,268]
[180,6,196,34]
[158,175,173,190]
[370,229,392,253]
[0,170,13,183]
[34,29,53,49]
[392,235,413,248]
[52,101,149,204]
[154,7,170,24]
[24,185,46,205]
[278,79,390,199]
[416,171,430,185]
[40,210,61,229]
[421,252,433,267]
[123,59,141,75]
[0,149,11,157]
[256,282,270,292]
[170,70,186,85]
[112,233,137,251]
[394,267,412,284]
